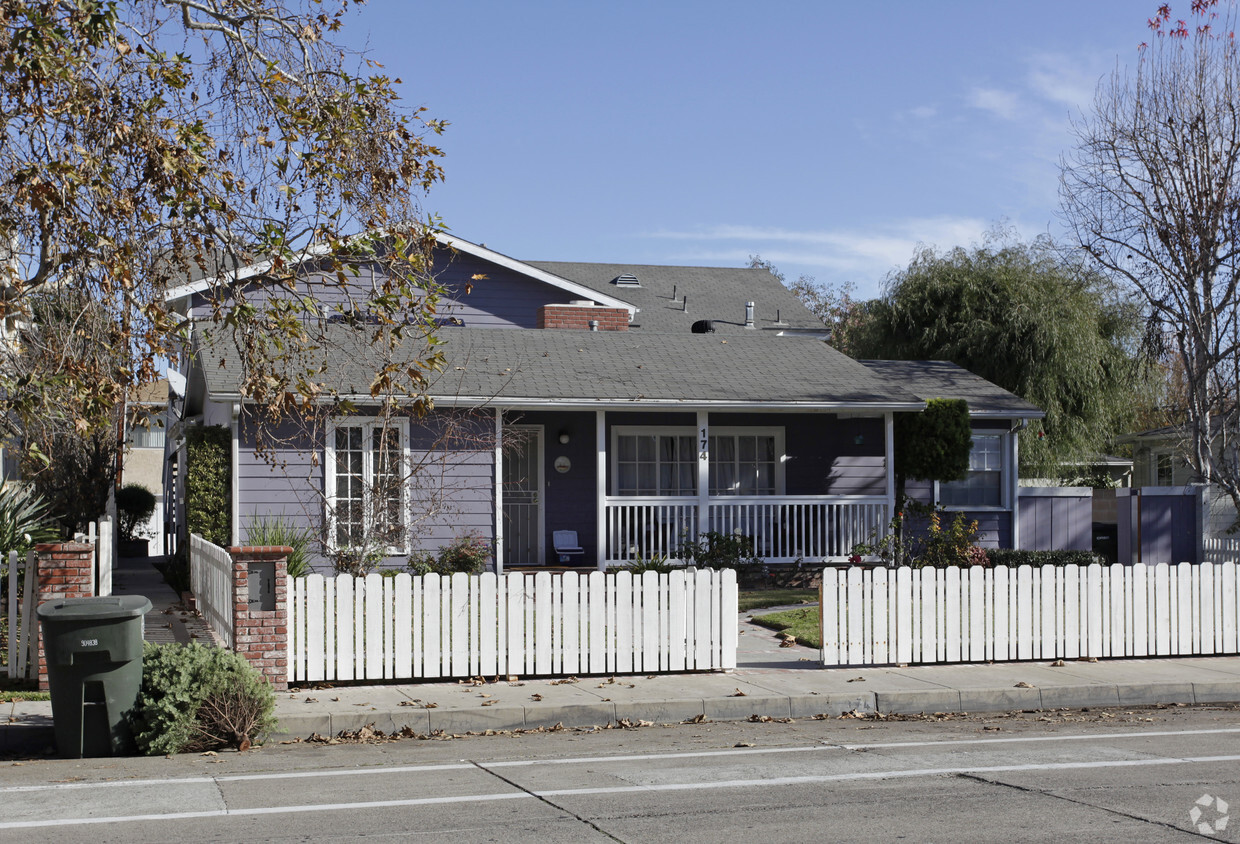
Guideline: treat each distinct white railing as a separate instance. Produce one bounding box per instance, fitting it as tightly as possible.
[821,561,1240,667]
[3,549,37,680]
[604,497,698,563]
[708,496,887,561]
[1204,538,1240,564]
[288,568,738,684]
[603,496,888,563]
[189,534,235,648]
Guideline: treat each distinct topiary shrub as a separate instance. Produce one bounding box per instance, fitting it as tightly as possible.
[116,483,156,542]
[129,642,276,755]
[185,425,231,547]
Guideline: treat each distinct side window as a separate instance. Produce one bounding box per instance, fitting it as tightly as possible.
[940,434,1003,508]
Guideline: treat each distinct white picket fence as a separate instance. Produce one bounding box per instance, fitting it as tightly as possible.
[189,534,236,648]
[821,562,1240,667]
[2,549,38,680]
[288,568,738,684]
[76,518,114,597]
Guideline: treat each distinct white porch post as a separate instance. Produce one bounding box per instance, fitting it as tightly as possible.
[697,410,710,540]
[230,403,241,547]
[1009,427,1020,551]
[493,408,504,576]
[596,410,607,570]
[885,411,895,567]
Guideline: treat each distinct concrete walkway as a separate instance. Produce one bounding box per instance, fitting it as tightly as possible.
[111,555,218,647]
[6,605,1240,756]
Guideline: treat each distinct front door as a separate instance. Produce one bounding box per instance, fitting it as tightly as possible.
[502,426,543,565]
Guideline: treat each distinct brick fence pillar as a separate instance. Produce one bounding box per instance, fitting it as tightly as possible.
[34,543,95,690]
[227,546,290,691]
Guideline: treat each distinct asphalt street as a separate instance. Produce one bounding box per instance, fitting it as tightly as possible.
[2,705,1238,842]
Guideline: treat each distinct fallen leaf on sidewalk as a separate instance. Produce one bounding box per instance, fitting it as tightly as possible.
[481,700,497,706]
[1050,659,1065,667]
[550,677,578,685]
[304,697,318,703]
[1014,681,1035,688]
[847,676,865,683]
[735,741,755,747]
[684,713,707,724]
[531,693,543,701]
[1078,656,1099,663]
[731,689,747,697]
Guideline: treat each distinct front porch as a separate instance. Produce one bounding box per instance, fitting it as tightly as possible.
[493,408,895,572]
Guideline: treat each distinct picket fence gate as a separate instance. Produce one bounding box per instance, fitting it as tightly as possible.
[288,568,738,684]
[2,549,38,680]
[189,534,236,649]
[821,561,1240,667]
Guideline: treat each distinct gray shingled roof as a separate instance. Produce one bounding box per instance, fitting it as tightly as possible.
[525,261,826,335]
[860,360,1044,418]
[198,327,923,409]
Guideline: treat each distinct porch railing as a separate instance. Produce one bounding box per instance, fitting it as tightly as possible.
[604,495,889,564]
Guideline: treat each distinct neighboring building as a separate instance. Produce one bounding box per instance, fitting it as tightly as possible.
[1124,420,1238,537]
[121,380,169,549]
[165,234,1044,570]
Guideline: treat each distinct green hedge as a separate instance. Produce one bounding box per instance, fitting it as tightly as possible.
[185,425,231,546]
[985,549,1105,567]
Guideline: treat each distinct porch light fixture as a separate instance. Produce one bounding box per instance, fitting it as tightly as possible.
[558,430,571,444]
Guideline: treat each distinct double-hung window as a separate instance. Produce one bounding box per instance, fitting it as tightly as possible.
[611,426,783,496]
[326,418,408,552]
[940,432,1004,508]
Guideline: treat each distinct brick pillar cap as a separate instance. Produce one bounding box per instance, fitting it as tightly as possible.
[34,542,93,552]
[229,546,293,560]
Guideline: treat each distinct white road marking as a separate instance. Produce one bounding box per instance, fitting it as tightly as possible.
[3,752,1240,830]
[3,726,1239,794]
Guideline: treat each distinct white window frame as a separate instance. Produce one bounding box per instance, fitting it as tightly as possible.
[610,425,785,497]
[937,430,1008,511]
[1152,449,1176,486]
[324,417,411,554]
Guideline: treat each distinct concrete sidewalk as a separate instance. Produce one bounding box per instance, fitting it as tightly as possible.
[6,612,1240,755]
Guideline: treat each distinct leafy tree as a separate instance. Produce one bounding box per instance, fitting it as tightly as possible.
[0,0,447,453]
[747,255,863,353]
[1060,0,1240,520]
[849,232,1151,476]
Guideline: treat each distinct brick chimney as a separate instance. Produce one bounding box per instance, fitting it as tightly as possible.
[538,301,629,331]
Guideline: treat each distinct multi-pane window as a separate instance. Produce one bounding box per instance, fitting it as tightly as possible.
[710,434,777,495]
[615,433,696,495]
[612,427,782,496]
[329,420,406,551]
[1155,451,1175,486]
[940,434,1003,508]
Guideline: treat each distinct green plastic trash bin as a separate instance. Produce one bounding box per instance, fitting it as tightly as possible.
[37,595,152,758]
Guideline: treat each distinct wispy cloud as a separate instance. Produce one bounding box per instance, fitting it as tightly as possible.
[645,217,992,291]
[967,86,1022,121]
[1027,52,1108,111]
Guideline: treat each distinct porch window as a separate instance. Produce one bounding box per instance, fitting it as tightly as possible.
[615,431,696,495]
[611,426,783,496]
[709,433,779,495]
[326,418,408,552]
[940,433,1003,508]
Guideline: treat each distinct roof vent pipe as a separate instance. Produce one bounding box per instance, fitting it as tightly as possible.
[745,301,755,329]
[589,319,599,332]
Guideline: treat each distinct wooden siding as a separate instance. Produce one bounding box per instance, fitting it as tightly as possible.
[188,247,577,328]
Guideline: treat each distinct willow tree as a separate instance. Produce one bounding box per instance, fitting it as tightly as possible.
[1061,0,1240,519]
[0,1,447,456]
[849,232,1150,477]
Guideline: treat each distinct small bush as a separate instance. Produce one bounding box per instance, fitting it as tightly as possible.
[129,643,276,755]
[246,515,314,578]
[116,483,156,542]
[437,533,490,573]
[606,556,676,574]
[985,549,1105,568]
[677,531,761,569]
[916,511,989,569]
[0,483,58,559]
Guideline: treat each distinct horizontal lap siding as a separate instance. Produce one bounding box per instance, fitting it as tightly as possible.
[237,416,323,539]
[190,248,573,328]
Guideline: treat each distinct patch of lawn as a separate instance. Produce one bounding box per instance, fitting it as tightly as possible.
[749,606,822,649]
[738,588,818,613]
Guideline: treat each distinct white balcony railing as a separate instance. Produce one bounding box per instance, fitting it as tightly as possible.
[603,495,889,564]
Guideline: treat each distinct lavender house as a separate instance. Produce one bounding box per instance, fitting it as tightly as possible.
[165,234,1042,571]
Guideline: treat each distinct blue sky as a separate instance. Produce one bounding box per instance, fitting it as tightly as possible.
[344,1,1160,299]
